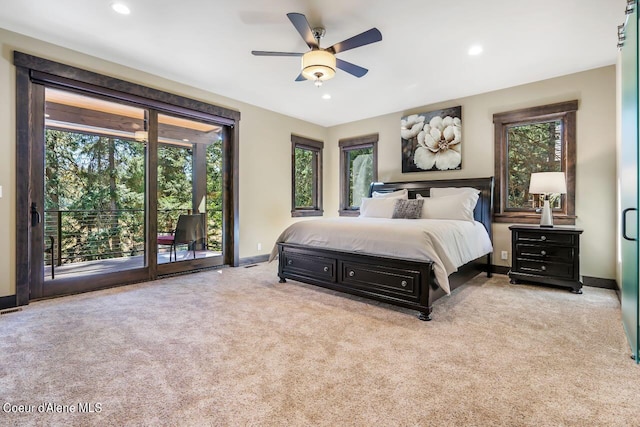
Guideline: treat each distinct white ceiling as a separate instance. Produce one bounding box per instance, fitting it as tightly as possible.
[0,0,624,127]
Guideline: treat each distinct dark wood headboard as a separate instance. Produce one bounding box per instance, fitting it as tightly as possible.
[369,177,494,241]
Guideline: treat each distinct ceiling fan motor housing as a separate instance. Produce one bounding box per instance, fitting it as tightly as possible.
[312,27,326,40]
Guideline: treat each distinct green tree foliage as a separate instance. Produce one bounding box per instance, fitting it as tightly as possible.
[45,128,224,264]
[206,140,223,251]
[45,129,146,263]
[157,140,223,251]
[294,147,314,208]
[157,144,193,232]
[507,120,562,209]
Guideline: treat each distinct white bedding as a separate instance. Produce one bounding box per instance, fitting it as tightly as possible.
[269,217,493,294]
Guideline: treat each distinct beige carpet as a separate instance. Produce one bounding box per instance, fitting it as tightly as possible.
[0,262,638,426]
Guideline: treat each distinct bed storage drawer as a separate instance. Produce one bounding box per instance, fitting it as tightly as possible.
[339,261,420,299]
[281,250,336,282]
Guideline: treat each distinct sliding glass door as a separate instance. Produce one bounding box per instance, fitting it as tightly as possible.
[156,113,224,272]
[29,88,227,298]
[29,88,151,297]
[620,1,639,363]
[43,88,148,284]
[15,52,239,305]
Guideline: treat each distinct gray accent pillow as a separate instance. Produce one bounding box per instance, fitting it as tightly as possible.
[392,199,424,219]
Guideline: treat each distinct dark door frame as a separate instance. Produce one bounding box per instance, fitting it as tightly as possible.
[14,51,240,305]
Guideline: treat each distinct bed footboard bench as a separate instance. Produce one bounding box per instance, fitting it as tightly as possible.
[278,243,439,320]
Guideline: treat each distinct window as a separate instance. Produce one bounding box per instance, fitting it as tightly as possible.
[339,134,378,216]
[291,135,323,217]
[493,100,577,224]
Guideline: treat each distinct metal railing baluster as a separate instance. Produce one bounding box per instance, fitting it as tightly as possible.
[43,208,223,265]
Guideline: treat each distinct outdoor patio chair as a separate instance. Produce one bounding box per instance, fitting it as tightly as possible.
[157,214,202,262]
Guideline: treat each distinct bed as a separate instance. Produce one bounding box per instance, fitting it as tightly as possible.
[273,177,494,320]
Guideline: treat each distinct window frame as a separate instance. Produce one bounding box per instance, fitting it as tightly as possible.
[339,134,379,216]
[291,134,324,217]
[493,100,578,224]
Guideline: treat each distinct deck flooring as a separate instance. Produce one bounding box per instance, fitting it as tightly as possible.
[44,249,221,281]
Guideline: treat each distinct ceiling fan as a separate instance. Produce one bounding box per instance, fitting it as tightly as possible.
[251,12,382,87]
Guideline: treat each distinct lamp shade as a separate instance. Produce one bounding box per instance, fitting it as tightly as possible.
[529,172,567,194]
[301,50,336,81]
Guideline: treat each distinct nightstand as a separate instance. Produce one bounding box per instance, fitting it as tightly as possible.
[508,225,583,293]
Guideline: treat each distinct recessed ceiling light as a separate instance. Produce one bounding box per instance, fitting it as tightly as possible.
[322,94,331,100]
[468,45,483,56]
[182,138,190,142]
[111,3,131,15]
[44,113,50,118]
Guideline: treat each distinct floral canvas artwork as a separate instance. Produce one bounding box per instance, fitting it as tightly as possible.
[401,106,462,173]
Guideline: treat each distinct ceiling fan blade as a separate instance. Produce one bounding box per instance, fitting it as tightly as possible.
[336,58,368,78]
[295,73,306,82]
[328,28,382,54]
[287,12,319,49]
[252,50,303,57]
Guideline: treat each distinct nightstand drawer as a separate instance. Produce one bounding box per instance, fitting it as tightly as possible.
[515,243,574,263]
[515,259,574,279]
[515,231,575,246]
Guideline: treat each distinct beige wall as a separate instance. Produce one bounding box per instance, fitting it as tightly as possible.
[0,28,327,297]
[327,66,617,281]
[0,27,617,298]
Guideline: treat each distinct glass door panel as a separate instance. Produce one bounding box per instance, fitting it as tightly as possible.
[206,138,224,254]
[43,88,148,284]
[620,2,639,363]
[156,113,223,267]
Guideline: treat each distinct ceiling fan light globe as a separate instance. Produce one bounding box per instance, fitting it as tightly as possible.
[301,50,336,81]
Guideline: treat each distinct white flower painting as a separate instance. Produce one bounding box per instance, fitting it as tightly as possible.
[401,106,462,173]
[400,114,425,139]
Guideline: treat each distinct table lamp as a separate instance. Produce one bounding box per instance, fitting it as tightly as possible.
[528,172,567,227]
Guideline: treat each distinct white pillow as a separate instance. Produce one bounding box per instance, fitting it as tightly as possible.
[372,188,408,199]
[359,197,397,218]
[417,193,478,222]
[430,187,480,197]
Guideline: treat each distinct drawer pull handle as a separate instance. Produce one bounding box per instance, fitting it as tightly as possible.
[349,271,355,277]
[540,235,547,241]
[401,280,408,287]
[287,260,292,265]
[541,250,547,256]
[541,265,546,271]
[323,266,329,272]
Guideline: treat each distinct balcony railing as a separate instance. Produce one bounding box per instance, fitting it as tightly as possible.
[44,208,222,266]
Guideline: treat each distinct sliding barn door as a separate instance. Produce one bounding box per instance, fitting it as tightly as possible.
[620,0,639,363]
